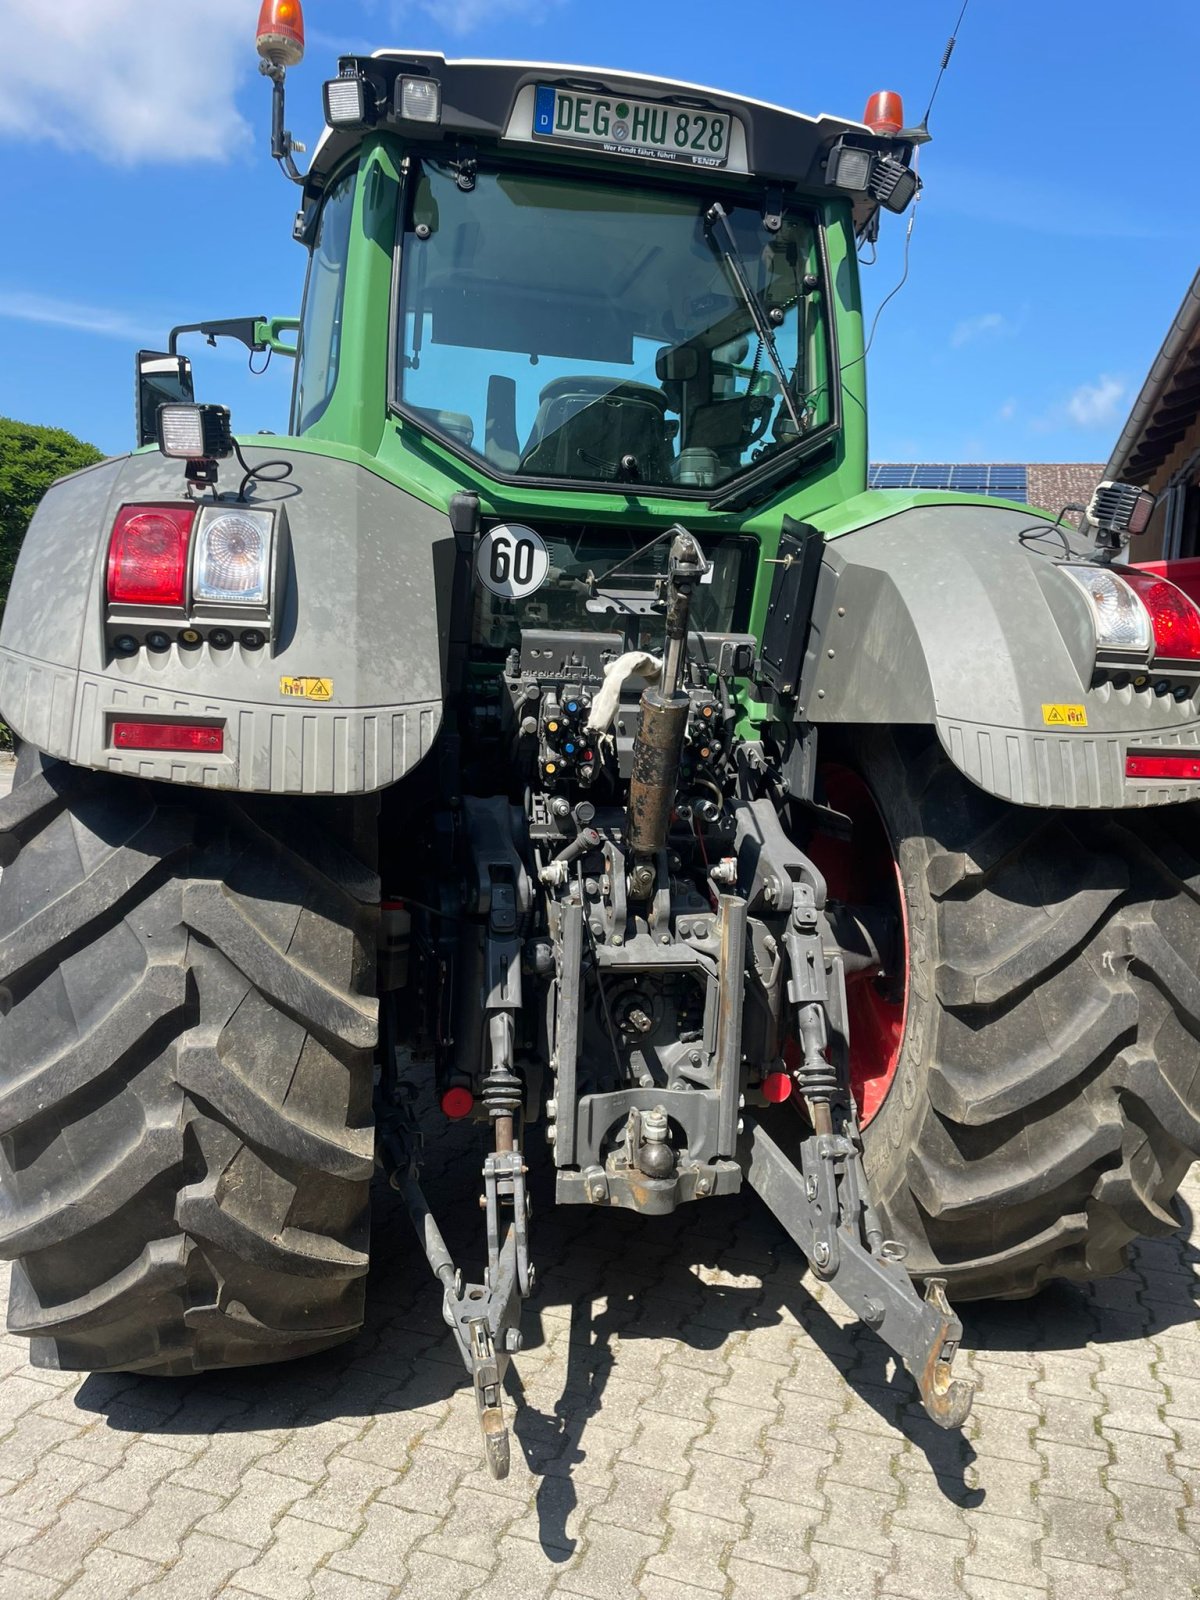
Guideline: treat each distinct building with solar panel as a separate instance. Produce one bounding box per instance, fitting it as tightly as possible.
[1106,268,1200,562]
[867,462,1104,517]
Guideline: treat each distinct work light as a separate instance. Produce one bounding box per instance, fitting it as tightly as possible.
[157,404,234,462]
[1086,481,1156,540]
[324,74,368,128]
[870,154,919,213]
[398,76,441,124]
[826,140,873,192]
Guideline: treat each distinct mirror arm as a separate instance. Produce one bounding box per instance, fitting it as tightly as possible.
[168,318,270,357]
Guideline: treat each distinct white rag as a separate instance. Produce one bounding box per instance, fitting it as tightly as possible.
[585,650,662,733]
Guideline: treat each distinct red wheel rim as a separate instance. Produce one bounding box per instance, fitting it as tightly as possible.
[803,763,909,1128]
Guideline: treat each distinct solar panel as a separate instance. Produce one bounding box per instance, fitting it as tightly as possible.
[868,464,1029,500]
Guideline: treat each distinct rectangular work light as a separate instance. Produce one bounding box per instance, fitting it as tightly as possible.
[826,139,873,193]
[1087,481,1156,540]
[870,154,919,213]
[397,75,441,124]
[157,403,233,461]
[323,73,368,128]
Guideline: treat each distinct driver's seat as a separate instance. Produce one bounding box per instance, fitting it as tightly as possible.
[521,377,671,481]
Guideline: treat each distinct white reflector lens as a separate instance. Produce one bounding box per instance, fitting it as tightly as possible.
[324,76,366,126]
[1063,566,1152,655]
[193,508,274,606]
[399,76,441,123]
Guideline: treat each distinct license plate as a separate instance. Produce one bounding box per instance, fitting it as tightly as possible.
[533,86,731,169]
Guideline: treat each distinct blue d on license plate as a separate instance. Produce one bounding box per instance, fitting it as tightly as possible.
[533,86,730,169]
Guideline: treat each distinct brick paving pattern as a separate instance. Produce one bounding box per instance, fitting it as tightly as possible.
[0,1107,1196,1600]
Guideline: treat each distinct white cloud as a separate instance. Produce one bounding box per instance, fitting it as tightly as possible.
[0,287,158,343]
[1065,374,1127,429]
[951,311,1008,349]
[0,0,253,165]
[998,398,1017,421]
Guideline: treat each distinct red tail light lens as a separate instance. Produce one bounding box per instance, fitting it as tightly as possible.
[1126,753,1200,781]
[1119,569,1200,662]
[107,505,195,608]
[111,720,224,753]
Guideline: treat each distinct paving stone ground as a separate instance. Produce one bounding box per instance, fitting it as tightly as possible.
[0,1104,1197,1600]
[0,758,1197,1596]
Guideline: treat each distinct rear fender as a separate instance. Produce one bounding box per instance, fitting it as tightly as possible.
[799,503,1200,808]
[0,447,450,795]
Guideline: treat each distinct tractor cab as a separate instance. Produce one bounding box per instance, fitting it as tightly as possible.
[293,53,922,510]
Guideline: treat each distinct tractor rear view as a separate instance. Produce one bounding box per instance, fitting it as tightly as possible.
[1,1,1197,1479]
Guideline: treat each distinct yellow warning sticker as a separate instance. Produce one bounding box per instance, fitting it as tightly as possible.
[280,676,333,702]
[1042,703,1087,728]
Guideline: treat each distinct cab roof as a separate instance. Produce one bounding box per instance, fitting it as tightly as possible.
[304,51,889,206]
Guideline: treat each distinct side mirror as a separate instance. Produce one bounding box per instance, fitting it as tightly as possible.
[135,351,194,448]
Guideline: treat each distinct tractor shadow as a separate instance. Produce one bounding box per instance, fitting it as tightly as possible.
[70,1121,1199,1552]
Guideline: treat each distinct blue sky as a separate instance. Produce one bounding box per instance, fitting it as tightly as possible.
[0,0,1196,465]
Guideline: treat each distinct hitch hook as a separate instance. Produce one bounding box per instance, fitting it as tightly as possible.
[916,1278,974,1429]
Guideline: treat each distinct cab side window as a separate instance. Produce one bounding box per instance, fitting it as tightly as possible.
[294,168,357,434]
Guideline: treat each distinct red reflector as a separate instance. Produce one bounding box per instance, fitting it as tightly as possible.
[1126,753,1200,781]
[107,505,195,607]
[440,1086,475,1120]
[1120,569,1200,662]
[762,1071,793,1104]
[112,721,224,753]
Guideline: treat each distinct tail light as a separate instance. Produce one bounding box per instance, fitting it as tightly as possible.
[1117,570,1200,663]
[192,508,274,607]
[107,505,195,608]
[1060,567,1152,657]
[1062,564,1200,666]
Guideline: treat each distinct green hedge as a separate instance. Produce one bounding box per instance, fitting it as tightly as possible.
[0,417,105,747]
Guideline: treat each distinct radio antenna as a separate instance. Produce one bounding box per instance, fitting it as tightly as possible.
[918,0,972,135]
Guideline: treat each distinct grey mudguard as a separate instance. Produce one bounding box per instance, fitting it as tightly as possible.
[801,504,1200,808]
[0,448,449,794]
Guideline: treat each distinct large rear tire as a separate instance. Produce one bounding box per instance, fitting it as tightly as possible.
[0,749,379,1373]
[820,728,1200,1300]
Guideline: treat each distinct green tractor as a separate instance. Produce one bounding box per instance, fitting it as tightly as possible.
[2,2,1197,1478]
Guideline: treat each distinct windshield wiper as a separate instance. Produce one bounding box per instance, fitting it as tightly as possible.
[703,202,803,439]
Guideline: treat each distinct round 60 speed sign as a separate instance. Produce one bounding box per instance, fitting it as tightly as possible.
[476,524,550,600]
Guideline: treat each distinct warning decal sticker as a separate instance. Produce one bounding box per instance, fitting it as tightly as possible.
[280,677,333,702]
[1042,703,1087,728]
